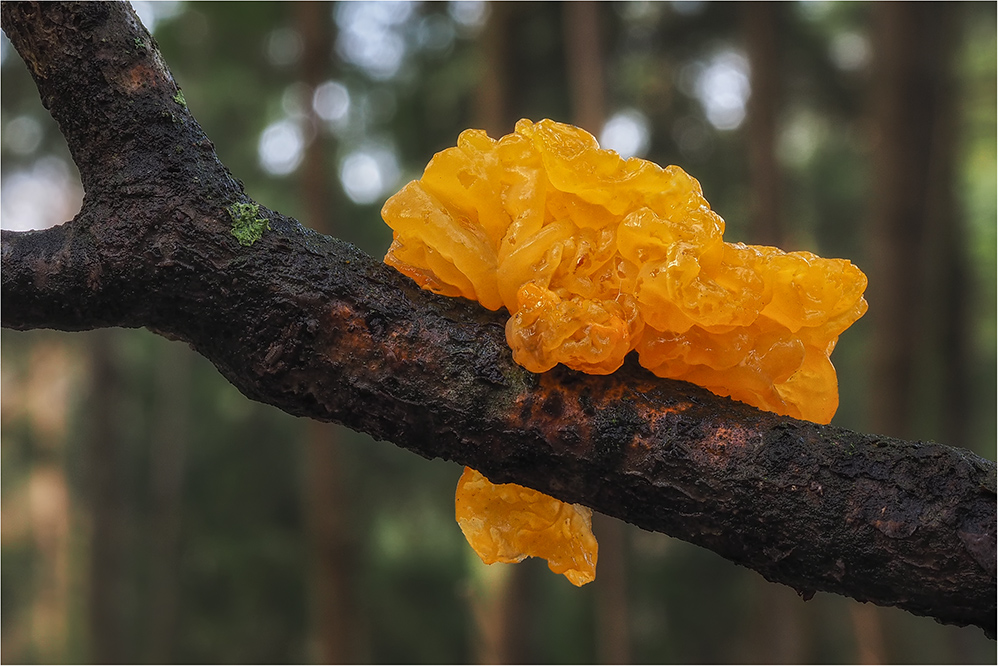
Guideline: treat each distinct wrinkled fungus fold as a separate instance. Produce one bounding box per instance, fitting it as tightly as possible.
[455,467,598,586]
[382,119,868,586]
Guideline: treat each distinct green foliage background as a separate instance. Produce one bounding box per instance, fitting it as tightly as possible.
[1,2,994,663]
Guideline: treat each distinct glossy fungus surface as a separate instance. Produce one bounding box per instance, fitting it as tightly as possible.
[455,467,598,586]
[382,118,868,584]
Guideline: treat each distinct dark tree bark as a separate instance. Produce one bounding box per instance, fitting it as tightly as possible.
[294,3,363,663]
[0,2,994,637]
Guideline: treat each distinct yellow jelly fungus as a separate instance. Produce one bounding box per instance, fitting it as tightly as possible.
[382,118,868,586]
[455,467,598,587]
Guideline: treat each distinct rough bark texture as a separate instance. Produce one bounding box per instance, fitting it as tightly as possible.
[1,1,994,636]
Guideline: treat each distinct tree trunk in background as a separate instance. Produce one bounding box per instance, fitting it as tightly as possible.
[14,341,74,663]
[866,4,959,661]
[476,2,514,138]
[563,3,632,663]
[27,467,71,662]
[145,339,191,663]
[465,4,536,663]
[302,421,358,663]
[850,603,887,664]
[86,330,125,664]
[743,1,783,247]
[740,6,811,662]
[591,517,630,664]
[467,561,534,664]
[916,9,968,453]
[868,2,959,441]
[564,1,605,135]
[744,4,822,661]
[297,3,360,663]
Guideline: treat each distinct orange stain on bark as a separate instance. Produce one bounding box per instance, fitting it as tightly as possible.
[691,424,755,468]
[125,63,159,91]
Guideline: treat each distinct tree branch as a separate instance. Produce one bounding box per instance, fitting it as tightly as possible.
[1,1,994,636]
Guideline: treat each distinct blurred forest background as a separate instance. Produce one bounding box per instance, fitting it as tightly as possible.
[1,1,995,663]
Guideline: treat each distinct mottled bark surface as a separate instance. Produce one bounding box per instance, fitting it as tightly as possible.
[1,2,994,636]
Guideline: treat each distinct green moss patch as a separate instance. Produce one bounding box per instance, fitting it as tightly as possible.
[227,202,270,247]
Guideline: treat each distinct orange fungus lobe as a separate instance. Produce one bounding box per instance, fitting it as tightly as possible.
[455,467,597,587]
[381,119,868,584]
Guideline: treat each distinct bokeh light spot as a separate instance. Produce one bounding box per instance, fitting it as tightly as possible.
[313,80,351,126]
[258,120,304,176]
[1,157,83,231]
[266,27,304,67]
[448,1,487,31]
[335,1,413,80]
[829,31,871,71]
[600,109,651,159]
[694,50,751,131]
[340,146,400,205]
[4,115,43,155]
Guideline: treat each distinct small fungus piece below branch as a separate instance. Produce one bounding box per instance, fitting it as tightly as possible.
[455,467,598,586]
[382,119,869,586]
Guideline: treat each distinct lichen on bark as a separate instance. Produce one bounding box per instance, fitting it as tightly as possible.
[227,201,270,247]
